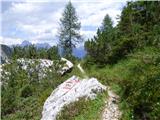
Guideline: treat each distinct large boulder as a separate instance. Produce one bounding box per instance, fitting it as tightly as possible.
[17,58,54,79]
[41,75,106,120]
[1,58,73,82]
[58,58,73,75]
[17,58,73,79]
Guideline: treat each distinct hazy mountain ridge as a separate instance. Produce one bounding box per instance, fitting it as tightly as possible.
[17,40,51,49]
[73,46,86,58]
[18,40,86,58]
[0,44,12,64]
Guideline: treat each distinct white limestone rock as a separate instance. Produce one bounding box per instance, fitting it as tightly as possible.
[17,58,73,77]
[17,58,54,70]
[1,58,73,81]
[58,58,73,75]
[61,57,73,69]
[17,58,54,79]
[41,75,106,120]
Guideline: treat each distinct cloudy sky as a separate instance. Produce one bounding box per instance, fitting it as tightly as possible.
[1,0,127,47]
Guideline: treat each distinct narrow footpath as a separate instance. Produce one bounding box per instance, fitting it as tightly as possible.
[102,87,121,120]
[77,63,122,120]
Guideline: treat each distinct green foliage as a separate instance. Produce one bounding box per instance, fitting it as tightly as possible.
[85,1,160,65]
[38,88,53,105]
[1,60,65,119]
[19,84,33,98]
[85,47,160,120]
[2,1,160,120]
[119,100,133,120]
[57,93,107,120]
[84,2,160,118]
[58,1,82,58]
[121,48,160,119]
[84,14,114,65]
[12,45,60,60]
[47,46,60,60]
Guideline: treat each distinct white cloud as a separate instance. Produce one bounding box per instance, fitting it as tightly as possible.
[77,1,124,27]
[81,30,96,40]
[0,36,23,45]
[11,2,40,13]
[1,0,127,46]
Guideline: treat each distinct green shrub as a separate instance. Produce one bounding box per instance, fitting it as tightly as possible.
[1,59,65,119]
[85,47,160,120]
[19,85,33,98]
[57,93,107,120]
[38,88,53,105]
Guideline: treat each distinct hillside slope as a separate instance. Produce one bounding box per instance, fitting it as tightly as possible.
[85,46,160,120]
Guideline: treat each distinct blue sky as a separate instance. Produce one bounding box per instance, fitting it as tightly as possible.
[1,0,127,47]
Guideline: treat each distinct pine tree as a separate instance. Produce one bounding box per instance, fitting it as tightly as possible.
[100,14,113,32]
[85,14,114,64]
[58,1,81,58]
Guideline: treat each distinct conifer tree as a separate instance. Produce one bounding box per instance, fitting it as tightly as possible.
[58,1,81,58]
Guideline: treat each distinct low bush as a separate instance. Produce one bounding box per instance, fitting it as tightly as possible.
[19,84,33,98]
[1,60,66,119]
[57,93,107,120]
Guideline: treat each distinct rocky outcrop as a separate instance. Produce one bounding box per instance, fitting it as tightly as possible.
[17,58,73,78]
[17,58,54,79]
[58,58,73,75]
[1,58,73,81]
[1,58,55,83]
[41,75,106,120]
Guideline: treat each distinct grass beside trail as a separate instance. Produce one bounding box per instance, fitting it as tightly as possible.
[84,46,160,120]
[57,93,107,120]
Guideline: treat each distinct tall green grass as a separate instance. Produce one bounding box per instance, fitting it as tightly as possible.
[57,93,107,120]
[84,47,160,120]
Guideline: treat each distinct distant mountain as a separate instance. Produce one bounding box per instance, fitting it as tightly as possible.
[16,41,86,58]
[35,43,51,49]
[58,46,86,58]
[17,40,51,49]
[73,46,86,58]
[21,40,32,47]
[0,44,12,64]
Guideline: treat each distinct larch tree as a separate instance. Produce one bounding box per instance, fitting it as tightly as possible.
[58,1,82,58]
